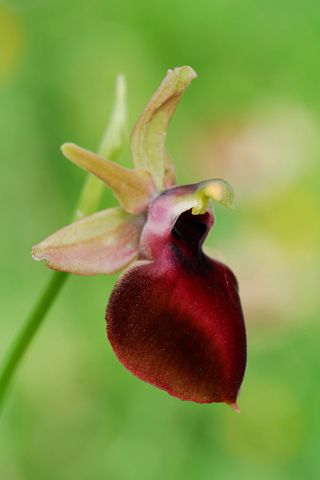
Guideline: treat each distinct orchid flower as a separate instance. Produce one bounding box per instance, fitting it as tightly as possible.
[32,67,247,411]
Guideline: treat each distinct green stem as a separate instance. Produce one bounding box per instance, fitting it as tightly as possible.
[0,74,127,414]
[0,270,68,409]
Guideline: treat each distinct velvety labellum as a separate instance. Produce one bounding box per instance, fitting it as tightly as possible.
[106,196,247,410]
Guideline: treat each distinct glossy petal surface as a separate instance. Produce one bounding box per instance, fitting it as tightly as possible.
[32,207,146,275]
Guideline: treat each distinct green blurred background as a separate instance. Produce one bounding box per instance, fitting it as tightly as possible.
[1,0,320,478]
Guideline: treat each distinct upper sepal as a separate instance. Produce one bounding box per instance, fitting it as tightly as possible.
[32,207,146,275]
[130,66,197,191]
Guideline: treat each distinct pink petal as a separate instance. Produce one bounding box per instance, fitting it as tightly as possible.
[32,207,146,275]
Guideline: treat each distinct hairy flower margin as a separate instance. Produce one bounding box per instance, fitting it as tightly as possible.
[32,66,247,412]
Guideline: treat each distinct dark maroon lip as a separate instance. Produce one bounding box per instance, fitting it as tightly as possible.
[106,187,246,409]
